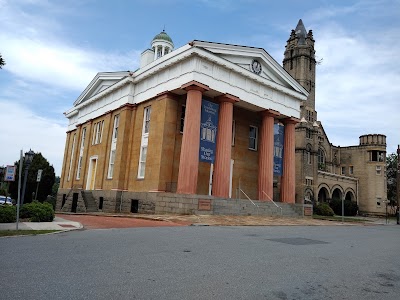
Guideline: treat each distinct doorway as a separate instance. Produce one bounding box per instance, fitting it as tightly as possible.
[71,193,78,213]
[86,156,98,190]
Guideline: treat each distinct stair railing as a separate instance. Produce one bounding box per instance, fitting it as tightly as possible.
[262,191,282,216]
[239,188,259,215]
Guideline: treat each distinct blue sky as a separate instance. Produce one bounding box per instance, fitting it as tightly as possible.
[0,0,399,176]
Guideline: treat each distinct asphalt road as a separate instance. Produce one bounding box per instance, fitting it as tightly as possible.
[1,225,399,300]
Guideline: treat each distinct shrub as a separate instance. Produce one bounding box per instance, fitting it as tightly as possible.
[20,201,54,222]
[44,196,56,210]
[329,199,358,216]
[314,202,334,216]
[0,205,16,223]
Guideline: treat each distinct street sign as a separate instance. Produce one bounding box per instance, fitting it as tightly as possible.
[36,169,43,182]
[4,165,16,181]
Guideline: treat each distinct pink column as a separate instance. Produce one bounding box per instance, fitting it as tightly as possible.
[258,109,280,201]
[280,117,299,203]
[177,81,209,194]
[213,94,239,198]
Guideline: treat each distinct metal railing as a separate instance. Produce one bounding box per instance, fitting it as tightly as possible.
[262,191,283,216]
[239,188,259,215]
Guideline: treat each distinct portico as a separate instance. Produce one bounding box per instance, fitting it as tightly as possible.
[176,80,301,203]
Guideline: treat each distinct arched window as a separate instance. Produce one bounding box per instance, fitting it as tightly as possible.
[318,148,325,170]
[290,49,294,69]
[306,144,312,165]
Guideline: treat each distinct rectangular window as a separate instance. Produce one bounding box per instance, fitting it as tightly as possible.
[107,150,116,178]
[180,105,185,133]
[376,198,381,207]
[370,151,385,162]
[349,166,354,175]
[306,110,314,122]
[138,146,147,178]
[143,106,151,134]
[307,151,311,164]
[68,134,76,181]
[376,166,382,175]
[107,115,120,179]
[305,178,313,186]
[249,126,258,150]
[341,166,345,175]
[306,128,312,139]
[138,106,151,178]
[92,120,104,145]
[112,115,120,139]
[232,120,236,146]
[76,127,86,180]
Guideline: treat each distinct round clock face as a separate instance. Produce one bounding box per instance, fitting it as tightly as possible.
[251,59,262,75]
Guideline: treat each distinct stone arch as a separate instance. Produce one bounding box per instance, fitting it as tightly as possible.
[317,184,330,203]
[304,188,314,204]
[344,188,356,202]
[331,185,344,201]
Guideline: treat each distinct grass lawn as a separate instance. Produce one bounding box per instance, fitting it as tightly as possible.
[0,230,60,237]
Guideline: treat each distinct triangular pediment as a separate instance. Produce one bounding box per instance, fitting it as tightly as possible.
[191,40,307,95]
[73,71,130,106]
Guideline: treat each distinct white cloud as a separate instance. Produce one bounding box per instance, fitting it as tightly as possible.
[0,0,140,92]
[0,100,67,175]
[314,22,400,154]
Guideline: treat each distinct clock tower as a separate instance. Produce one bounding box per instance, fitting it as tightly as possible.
[283,19,316,120]
[283,19,318,204]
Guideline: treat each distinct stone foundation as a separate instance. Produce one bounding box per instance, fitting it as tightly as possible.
[57,189,312,217]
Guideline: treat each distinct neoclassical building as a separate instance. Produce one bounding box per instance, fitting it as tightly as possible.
[57,28,310,215]
[57,21,387,215]
[285,20,387,215]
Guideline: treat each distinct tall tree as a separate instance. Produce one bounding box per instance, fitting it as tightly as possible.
[0,53,5,69]
[386,153,398,205]
[9,152,56,204]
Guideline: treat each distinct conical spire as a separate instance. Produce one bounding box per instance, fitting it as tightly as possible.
[295,19,307,45]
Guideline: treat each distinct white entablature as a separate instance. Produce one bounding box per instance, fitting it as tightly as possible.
[65,40,308,131]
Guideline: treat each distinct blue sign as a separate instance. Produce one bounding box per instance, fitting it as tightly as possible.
[273,124,284,175]
[199,99,219,163]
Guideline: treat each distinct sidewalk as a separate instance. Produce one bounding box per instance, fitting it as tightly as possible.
[0,216,82,231]
[1,213,397,231]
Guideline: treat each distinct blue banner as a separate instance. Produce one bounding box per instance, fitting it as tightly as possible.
[273,123,284,175]
[199,99,219,163]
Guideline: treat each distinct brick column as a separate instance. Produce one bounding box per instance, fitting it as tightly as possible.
[213,94,239,198]
[258,109,280,201]
[177,81,209,194]
[280,117,299,203]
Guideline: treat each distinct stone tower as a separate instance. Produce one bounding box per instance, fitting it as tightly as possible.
[283,19,318,203]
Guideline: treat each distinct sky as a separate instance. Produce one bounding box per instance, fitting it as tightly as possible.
[0,0,399,176]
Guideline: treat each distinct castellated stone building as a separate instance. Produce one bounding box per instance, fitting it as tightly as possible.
[57,21,387,216]
[284,20,387,215]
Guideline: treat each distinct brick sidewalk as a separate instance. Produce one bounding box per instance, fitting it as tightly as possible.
[57,213,363,228]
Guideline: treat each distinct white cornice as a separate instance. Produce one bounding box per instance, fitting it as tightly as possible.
[191,40,309,96]
[73,71,130,106]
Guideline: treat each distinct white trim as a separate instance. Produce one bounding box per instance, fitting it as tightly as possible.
[86,156,98,190]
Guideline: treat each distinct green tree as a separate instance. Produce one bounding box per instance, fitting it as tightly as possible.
[9,152,56,204]
[387,153,398,205]
[52,176,60,196]
[0,53,5,69]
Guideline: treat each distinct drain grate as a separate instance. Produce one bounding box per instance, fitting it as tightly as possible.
[266,238,329,245]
